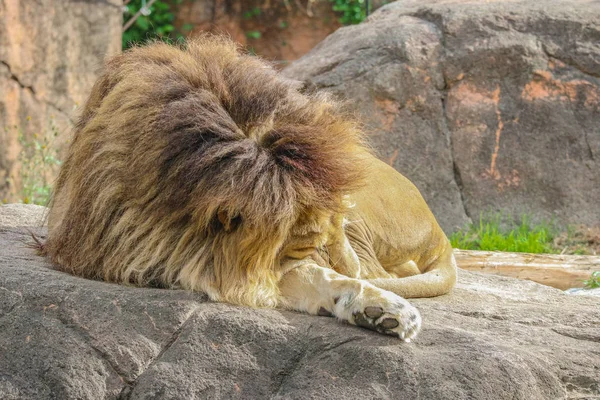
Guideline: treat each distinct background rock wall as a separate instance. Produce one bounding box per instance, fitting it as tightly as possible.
[0,0,122,202]
[284,0,600,232]
[171,0,341,63]
[2,0,598,232]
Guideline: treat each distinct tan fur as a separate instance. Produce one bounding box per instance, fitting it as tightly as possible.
[46,36,454,340]
[333,157,457,298]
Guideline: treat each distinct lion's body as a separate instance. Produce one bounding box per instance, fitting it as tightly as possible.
[46,37,455,340]
[343,157,457,297]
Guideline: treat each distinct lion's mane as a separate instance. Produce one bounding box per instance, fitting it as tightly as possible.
[45,36,368,307]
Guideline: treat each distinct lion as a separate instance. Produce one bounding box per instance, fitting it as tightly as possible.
[45,36,456,342]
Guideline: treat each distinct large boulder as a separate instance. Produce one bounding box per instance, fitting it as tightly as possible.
[1,204,599,399]
[283,0,600,233]
[0,0,122,202]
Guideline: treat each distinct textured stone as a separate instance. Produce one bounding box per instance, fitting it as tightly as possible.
[567,287,600,297]
[0,204,46,228]
[1,205,599,399]
[283,0,600,232]
[0,0,122,202]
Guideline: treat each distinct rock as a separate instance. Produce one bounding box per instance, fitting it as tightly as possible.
[0,0,122,202]
[283,0,600,233]
[566,287,600,297]
[1,204,599,399]
[0,204,47,228]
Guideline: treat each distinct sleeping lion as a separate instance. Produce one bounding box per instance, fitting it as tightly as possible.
[45,36,456,342]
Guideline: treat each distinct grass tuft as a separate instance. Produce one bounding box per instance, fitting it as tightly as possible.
[450,214,558,254]
[584,271,600,289]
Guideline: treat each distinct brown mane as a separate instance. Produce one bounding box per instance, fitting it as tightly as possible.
[45,36,369,307]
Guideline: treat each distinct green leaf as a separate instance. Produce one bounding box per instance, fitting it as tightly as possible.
[135,16,150,30]
[155,2,169,11]
[245,30,262,39]
[122,0,185,50]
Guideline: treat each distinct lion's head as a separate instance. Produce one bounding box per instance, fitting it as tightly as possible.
[45,36,369,307]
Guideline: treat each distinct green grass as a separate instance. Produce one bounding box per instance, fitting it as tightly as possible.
[450,214,558,254]
[584,271,600,289]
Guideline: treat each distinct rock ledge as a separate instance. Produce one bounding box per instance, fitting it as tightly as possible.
[0,204,598,399]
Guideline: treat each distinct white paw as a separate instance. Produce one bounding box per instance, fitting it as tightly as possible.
[335,285,421,341]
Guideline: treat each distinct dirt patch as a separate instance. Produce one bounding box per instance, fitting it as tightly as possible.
[554,225,600,255]
[171,0,342,63]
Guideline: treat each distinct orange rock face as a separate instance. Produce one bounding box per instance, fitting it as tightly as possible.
[0,0,122,202]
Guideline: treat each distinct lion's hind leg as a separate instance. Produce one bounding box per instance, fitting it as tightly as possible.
[370,245,457,299]
[278,263,421,341]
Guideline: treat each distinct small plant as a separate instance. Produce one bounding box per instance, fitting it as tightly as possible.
[245,30,262,40]
[5,117,62,206]
[583,271,600,289]
[122,0,191,50]
[243,7,262,19]
[330,0,366,25]
[450,214,558,254]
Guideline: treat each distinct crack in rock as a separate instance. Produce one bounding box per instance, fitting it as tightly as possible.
[48,309,131,396]
[410,11,473,222]
[118,305,201,399]
[272,323,315,397]
[1,60,74,124]
[1,60,36,94]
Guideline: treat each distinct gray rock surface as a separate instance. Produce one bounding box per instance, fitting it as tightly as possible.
[0,0,122,202]
[567,287,600,297]
[1,205,599,399]
[283,0,600,233]
[0,204,47,228]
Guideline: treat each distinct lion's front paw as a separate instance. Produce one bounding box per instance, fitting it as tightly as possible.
[337,286,421,341]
